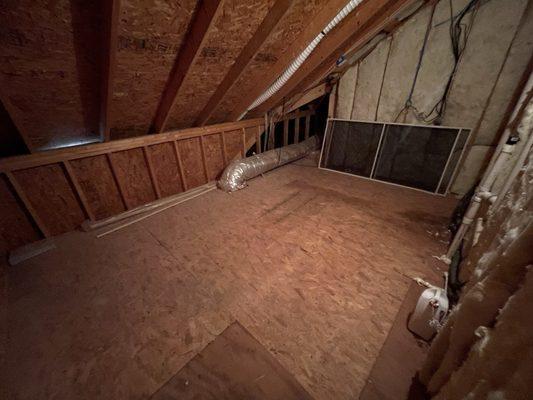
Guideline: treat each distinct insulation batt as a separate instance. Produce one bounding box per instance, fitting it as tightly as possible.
[217,136,319,192]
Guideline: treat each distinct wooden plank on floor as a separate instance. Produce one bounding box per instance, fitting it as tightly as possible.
[359,281,430,400]
[150,322,314,400]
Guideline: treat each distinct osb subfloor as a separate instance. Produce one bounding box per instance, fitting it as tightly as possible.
[4,161,456,400]
[151,321,314,399]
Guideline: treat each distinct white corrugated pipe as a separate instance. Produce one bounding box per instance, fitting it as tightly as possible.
[245,0,363,112]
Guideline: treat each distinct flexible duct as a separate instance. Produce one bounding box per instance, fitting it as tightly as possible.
[218,136,319,192]
[245,0,363,112]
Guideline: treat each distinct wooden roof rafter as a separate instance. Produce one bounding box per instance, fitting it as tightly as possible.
[194,0,293,127]
[100,0,121,142]
[151,0,224,134]
[260,0,424,114]
[225,0,351,122]
[237,0,421,119]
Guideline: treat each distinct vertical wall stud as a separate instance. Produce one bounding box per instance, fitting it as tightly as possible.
[62,160,96,221]
[143,146,161,199]
[199,135,210,182]
[106,153,129,209]
[5,171,51,237]
[173,140,188,191]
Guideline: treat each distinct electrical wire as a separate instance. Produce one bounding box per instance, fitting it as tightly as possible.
[395,0,480,124]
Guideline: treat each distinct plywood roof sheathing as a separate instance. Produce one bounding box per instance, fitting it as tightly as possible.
[194,0,293,126]
[151,0,224,133]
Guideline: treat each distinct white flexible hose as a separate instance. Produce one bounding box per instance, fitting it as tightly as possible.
[246,0,363,112]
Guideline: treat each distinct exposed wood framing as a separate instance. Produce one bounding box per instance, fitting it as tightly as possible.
[151,0,224,133]
[255,125,262,154]
[241,128,246,157]
[254,0,417,115]
[221,132,228,164]
[283,118,289,146]
[194,0,293,126]
[199,135,210,182]
[62,160,96,221]
[294,110,300,143]
[143,146,161,199]
[0,119,262,172]
[173,140,188,191]
[106,153,130,209]
[227,0,350,121]
[100,0,121,141]
[305,114,311,139]
[4,172,50,237]
[286,83,329,114]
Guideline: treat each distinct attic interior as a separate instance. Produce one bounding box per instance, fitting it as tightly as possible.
[1,0,532,399]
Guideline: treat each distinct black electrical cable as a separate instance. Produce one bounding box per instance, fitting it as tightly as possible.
[396,0,480,124]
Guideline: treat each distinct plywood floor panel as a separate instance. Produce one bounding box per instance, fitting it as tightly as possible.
[5,159,455,399]
[151,322,314,400]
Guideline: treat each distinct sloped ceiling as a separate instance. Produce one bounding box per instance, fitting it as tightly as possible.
[0,0,419,152]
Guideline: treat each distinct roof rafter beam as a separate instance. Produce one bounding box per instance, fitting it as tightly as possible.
[151,0,224,134]
[100,0,120,142]
[252,0,420,115]
[226,0,351,122]
[194,0,293,127]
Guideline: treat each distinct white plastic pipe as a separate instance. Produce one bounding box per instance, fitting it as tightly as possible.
[245,0,364,113]
[442,75,533,263]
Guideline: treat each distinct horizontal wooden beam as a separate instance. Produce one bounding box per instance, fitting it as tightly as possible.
[227,0,350,121]
[194,0,293,126]
[0,118,263,173]
[151,0,224,133]
[255,0,417,113]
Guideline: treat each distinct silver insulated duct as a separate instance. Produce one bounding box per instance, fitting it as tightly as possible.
[218,136,319,192]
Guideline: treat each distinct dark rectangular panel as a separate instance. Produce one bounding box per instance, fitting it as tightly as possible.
[321,120,383,178]
[373,125,457,192]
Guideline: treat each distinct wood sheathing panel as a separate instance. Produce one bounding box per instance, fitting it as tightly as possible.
[110,0,198,139]
[166,0,275,130]
[202,134,225,181]
[13,164,85,236]
[208,0,329,124]
[110,148,156,209]
[224,129,244,160]
[147,142,184,198]
[0,1,102,150]
[177,137,207,189]
[244,126,257,149]
[69,155,126,220]
[0,175,41,253]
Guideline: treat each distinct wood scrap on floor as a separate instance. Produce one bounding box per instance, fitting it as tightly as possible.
[8,238,56,266]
